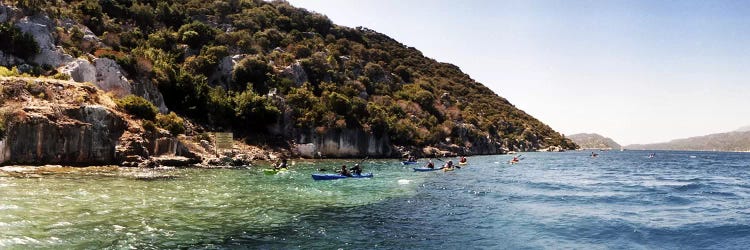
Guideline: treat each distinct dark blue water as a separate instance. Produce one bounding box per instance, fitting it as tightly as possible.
[224,151,750,249]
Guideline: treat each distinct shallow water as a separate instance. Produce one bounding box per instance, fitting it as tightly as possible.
[1,151,749,249]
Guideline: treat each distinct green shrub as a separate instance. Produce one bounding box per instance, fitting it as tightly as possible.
[51,72,71,80]
[116,95,158,120]
[156,112,186,136]
[233,88,280,129]
[141,120,157,133]
[232,57,273,92]
[0,66,20,77]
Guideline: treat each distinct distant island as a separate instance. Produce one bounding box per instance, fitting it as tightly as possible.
[626,126,750,152]
[568,133,621,150]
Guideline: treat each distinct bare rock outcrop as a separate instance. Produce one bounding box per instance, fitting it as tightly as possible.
[59,58,96,83]
[0,78,192,166]
[93,57,132,97]
[0,105,126,165]
[0,51,23,66]
[208,54,247,88]
[295,128,397,158]
[280,61,308,87]
[14,14,74,68]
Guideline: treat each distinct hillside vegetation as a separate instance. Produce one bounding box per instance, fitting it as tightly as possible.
[568,133,621,150]
[0,0,575,154]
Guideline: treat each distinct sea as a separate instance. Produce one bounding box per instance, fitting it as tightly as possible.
[1,150,749,249]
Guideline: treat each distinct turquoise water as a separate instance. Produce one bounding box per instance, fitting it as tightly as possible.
[1,151,750,249]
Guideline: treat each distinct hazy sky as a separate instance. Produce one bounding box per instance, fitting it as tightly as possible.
[286,0,750,145]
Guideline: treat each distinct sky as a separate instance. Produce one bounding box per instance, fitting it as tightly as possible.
[286,0,750,145]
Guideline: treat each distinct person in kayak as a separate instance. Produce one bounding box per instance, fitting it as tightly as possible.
[425,160,435,169]
[407,155,416,162]
[459,156,467,163]
[338,165,352,177]
[350,163,363,175]
[442,160,454,169]
[275,158,288,170]
[511,156,519,163]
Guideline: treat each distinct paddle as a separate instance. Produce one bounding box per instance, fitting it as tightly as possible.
[348,156,368,175]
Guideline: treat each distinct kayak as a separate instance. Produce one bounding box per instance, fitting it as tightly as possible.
[263,168,288,175]
[413,167,439,172]
[458,162,468,166]
[442,167,455,172]
[311,173,373,180]
[401,161,419,165]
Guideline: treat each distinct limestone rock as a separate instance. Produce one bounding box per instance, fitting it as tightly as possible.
[152,156,198,167]
[0,51,23,66]
[280,61,308,87]
[295,128,397,158]
[1,105,126,165]
[131,79,168,113]
[14,15,73,67]
[0,4,17,23]
[93,57,132,97]
[59,58,96,83]
[208,54,247,88]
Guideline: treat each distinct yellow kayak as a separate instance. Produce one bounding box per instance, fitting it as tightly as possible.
[263,168,288,175]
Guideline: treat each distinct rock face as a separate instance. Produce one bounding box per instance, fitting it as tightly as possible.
[14,14,74,68]
[0,51,23,66]
[0,4,16,23]
[131,79,168,113]
[0,105,126,165]
[93,57,132,97]
[0,78,194,166]
[280,61,308,87]
[59,58,96,83]
[208,54,247,88]
[295,129,396,158]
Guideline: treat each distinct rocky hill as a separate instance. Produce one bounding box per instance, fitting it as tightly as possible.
[567,133,621,150]
[626,131,750,152]
[735,125,750,132]
[0,0,575,165]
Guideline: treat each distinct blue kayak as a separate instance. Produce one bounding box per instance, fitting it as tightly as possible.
[311,173,374,180]
[413,167,439,172]
[401,161,419,165]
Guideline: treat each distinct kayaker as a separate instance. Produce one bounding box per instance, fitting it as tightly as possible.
[350,163,363,175]
[407,155,416,162]
[459,156,467,163]
[338,165,352,177]
[442,160,454,169]
[275,158,288,170]
[511,156,519,163]
[425,160,435,169]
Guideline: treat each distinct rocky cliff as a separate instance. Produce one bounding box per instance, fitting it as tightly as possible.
[0,77,217,166]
